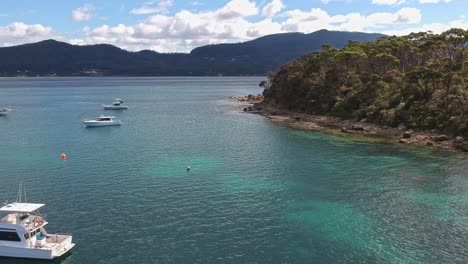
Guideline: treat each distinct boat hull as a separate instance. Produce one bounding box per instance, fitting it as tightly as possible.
[83,121,121,127]
[0,243,75,260]
[0,112,6,116]
[102,105,128,110]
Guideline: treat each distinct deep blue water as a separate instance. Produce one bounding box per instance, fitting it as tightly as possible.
[0,77,467,264]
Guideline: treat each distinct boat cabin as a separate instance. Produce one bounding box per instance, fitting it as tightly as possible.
[0,203,48,248]
[0,202,74,259]
[96,116,113,121]
[112,99,124,106]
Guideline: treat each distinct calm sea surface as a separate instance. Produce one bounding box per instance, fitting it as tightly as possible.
[0,77,467,264]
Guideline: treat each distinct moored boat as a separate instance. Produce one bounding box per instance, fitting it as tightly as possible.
[0,106,12,116]
[83,115,122,127]
[102,99,128,110]
[0,202,75,259]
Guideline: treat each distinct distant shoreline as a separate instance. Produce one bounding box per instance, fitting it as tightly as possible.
[233,96,468,153]
[0,75,266,78]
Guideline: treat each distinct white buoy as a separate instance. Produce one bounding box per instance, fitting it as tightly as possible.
[187,166,192,171]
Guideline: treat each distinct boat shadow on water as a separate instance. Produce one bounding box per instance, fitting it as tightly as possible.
[0,251,73,263]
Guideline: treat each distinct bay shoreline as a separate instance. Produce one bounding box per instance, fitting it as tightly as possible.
[231,96,468,153]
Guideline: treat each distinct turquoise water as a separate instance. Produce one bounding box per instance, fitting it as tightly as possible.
[0,77,467,264]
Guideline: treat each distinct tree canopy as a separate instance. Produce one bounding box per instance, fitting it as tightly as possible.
[264,29,468,137]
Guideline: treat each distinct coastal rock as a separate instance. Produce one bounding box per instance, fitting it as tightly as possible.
[360,118,368,123]
[454,142,468,152]
[399,138,409,144]
[402,131,412,138]
[351,125,364,131]
[426,141,434,146]
[397,124,406,131]
[454,136,464,143]
[433,135,449,142]
[243,108,248,112]
[341,127,349,133]
[294,116,301,121]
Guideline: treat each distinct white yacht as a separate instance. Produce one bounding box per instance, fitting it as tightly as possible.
[83,115,122,127]
[0,202,75,259]
[0,106,12,116]
[102,99,128,110]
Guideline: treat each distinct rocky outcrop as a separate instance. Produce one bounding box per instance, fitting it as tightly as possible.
[433,135,449,142]
[454,142,468,152]
[351,125,365,131]
[402,131,412,138]
[399,138,410,144]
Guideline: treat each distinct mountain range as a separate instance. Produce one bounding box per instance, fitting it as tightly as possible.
[0,29,385,76]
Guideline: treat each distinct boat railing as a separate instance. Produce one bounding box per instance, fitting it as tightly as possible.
[47,233,72,244]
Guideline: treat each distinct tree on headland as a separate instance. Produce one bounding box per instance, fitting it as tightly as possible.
[263,29,468,137]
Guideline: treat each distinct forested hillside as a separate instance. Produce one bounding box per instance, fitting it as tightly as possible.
[0,30,383,76]
[263,29,468,137]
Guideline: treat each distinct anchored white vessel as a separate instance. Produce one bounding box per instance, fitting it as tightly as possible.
[102,99,128,110]
[83,115,122,127]
[0,106,12,116]
[0,202,75,259]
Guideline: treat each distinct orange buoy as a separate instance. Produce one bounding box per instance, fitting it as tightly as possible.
[61,153,67,160]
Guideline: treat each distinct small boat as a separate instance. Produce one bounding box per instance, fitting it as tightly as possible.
[102,99,128,110]
[0,202,75,259]
[0,106,12,116]
[83,115,122,127]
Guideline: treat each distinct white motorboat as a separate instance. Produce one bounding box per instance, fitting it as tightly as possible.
[83,115,122,127]
[0,202,75,259]
[102,99,128,110]
[0,106,12,116]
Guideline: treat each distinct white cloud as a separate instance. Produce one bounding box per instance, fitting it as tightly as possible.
[262,0,285,18]
[216,0,258,20]
[382,19,468,35]
[418,0,452,3]
[71,4,95,22]
[73,0,261,52]
[322,0,352,3]
[0,22,60,47]
[281,7,421,33]
[130,0,174,15]
[71,5,427,52]
[372,0,405,5]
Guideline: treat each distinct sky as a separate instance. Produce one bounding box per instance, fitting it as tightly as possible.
[0,0,466,53]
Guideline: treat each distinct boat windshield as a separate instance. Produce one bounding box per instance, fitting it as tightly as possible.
[97,117,111,121]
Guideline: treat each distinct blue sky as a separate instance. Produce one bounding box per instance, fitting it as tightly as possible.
[0,0,466,52]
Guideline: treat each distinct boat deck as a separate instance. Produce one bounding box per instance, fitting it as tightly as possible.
[1,213,47,231]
